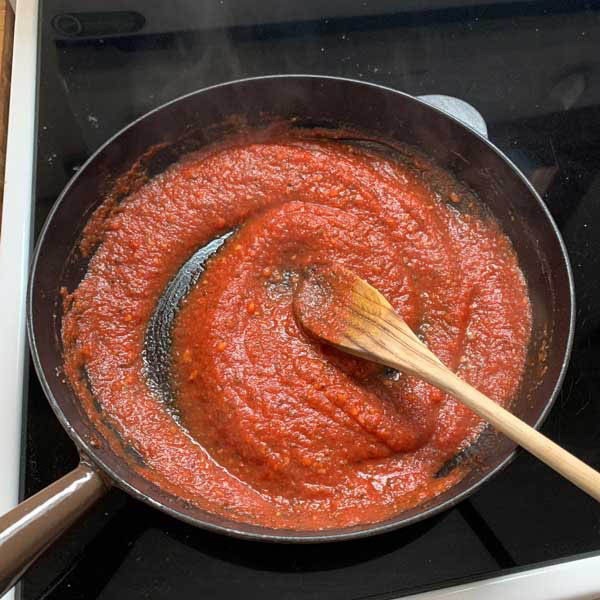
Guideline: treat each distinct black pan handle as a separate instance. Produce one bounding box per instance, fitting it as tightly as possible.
[0,461,109,596]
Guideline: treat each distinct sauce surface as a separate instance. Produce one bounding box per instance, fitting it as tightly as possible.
[63,135,531,530]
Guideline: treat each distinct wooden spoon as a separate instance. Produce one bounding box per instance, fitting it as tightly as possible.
[293,263,600,502]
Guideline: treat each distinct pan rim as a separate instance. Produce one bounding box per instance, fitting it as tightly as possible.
[27,73,575,543]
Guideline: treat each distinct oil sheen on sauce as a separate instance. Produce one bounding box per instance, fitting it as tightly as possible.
[62,136,532,530]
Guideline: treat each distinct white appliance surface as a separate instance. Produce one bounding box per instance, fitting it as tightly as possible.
[0,0,39,598]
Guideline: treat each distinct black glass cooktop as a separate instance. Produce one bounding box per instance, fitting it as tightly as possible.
[20,1,600,598]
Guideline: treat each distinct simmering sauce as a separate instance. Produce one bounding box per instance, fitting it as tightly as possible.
[63,134,531,530]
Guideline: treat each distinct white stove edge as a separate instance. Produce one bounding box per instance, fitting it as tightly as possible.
[0,0,38,598]
[0,1,598,598]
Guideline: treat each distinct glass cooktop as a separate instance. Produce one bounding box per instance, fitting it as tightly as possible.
[21,1,600,598]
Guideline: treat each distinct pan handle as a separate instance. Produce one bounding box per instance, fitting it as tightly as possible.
[0,461,109,596]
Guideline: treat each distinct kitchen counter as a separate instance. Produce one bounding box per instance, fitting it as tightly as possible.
[0,0,13,207]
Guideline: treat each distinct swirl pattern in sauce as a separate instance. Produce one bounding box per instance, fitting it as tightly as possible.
[63,136,531,530]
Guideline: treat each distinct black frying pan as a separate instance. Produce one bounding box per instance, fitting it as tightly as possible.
[0,75,574,595]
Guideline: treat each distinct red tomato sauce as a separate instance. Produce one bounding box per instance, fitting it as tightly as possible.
[62,135,531,530]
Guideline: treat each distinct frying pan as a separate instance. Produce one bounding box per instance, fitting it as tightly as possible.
[0,75,574,594]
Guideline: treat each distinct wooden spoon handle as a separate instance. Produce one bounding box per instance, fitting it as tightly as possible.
[431,367,600,502]
[361,308,600,502]
[299,264,600,503]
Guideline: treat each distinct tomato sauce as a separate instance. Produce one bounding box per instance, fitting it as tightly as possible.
[62,135,531,530]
